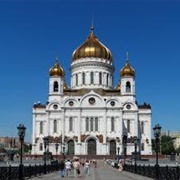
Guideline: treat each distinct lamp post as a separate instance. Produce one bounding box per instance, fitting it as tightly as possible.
[62,146,65,160]
[123,135,127,160]
[153,124,161,180]
[43,136,49,174]
[55,143,59,160]
[133,136,139,174]
[17,124,26,180]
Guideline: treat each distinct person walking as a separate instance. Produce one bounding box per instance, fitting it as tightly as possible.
[65,159,72,177]
[73,159,80,178]
[59,160,65,177]
[84,159,90,176]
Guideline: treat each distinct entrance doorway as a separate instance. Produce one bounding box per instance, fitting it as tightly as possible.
[67,140,74,155]
[110,140,116,155]
[87,139,96,155]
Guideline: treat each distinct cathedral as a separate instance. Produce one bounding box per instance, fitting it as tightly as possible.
[31,27,152,156]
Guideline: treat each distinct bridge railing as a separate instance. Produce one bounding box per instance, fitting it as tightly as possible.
[0,163,59,180]
[123,163,180,180]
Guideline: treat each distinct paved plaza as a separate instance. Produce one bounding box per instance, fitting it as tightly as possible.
[28,160,153,180]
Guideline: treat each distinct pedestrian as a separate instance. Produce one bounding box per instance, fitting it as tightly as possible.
[84,159,90,176]
[118,159,123,172]
[59,160,65,177]
[73,158,80,177]
[65,159,72,177]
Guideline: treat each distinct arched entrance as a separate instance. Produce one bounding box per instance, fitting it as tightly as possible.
[87,139,96,155]
[110,140,116,155]
[67,140,74,155]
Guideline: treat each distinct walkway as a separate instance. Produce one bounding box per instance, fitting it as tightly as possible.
[28,160,153,180]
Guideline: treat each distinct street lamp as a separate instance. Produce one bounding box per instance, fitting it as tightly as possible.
[62,146,65,160]
[17,124,26,180]
[123,135,127,159]
[117,147,120,155]
[55,143,59,160]
[43,136,49,174]
[133,136,139,174]
[153,124,161,180]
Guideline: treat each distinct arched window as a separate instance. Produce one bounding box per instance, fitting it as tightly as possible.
[39,143,43,151]
[82,72,85,84]
[141,143,144,151]
[53,81,59,92]
[141,121,144,134]
[90,72,94,84]
[95,117,98,131]
[69,117,73,131]
[111,117,115,132]
[106,74,109,86]
[126,81,131,92]
[53,120,57,133]
[127,120,130,133]
[76,74,78,86]
[99,72,102,85]
[90,117,93,131]
[40,122,43,134]
[86,117,89,131]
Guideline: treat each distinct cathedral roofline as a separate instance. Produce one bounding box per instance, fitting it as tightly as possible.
[64,88,120,96]
[33,103,46,109]
[138,102,151,109]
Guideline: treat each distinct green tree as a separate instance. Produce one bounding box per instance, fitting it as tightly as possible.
[175,146,180,154]
[161,135,175,155]
[0,147,6,153]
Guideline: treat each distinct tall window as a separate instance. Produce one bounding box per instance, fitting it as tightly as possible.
[111,117,115,132]
[127,120,130,133]
[106,74,109,86]
[40,122,43,134]
[82,72,85,84]
[90,72,94,84]
[85,117,99,132]
[141,143,144,151]
[76,74,78,86]
[53,120,57,133]
[86,117,89,131]
[53,81,59,92]
[95,117,98,131]
[90,117,93,131]
[126,81,131,92]
[39,143,43,151]
[69,117,73,131]
[99,72,102,85]
[141,121,144,134]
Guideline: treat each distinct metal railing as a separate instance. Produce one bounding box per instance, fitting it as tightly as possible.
[0,163,59,180]
[123,163,180,180]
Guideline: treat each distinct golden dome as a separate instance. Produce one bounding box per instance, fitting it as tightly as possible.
[49,59,65,77]
[63,81,69,90]
[116,83,121,91]
[120,61,135,77]
[72,27,112,61]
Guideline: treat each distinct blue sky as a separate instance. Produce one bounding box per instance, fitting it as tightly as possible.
[0,0,180,142]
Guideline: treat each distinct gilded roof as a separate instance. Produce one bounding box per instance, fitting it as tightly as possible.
[72,27,112,61]
[120,61,135,77]
[49,60,65,77]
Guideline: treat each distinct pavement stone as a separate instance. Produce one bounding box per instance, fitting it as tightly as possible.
[28,160,153,180]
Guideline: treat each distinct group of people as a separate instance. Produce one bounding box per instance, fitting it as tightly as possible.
[59,158,91,178]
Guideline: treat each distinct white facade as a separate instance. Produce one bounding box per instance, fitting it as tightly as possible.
[31,29,152,156]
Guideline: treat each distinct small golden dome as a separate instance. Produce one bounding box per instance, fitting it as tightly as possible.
[49,59,65,77]
[63,81,69,90]
[120,61,135,77]
[116,83,121,91]
[72,27,112,61]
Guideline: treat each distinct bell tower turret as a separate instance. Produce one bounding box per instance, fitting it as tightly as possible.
[48,58,65,102]
[120,53,135,96]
